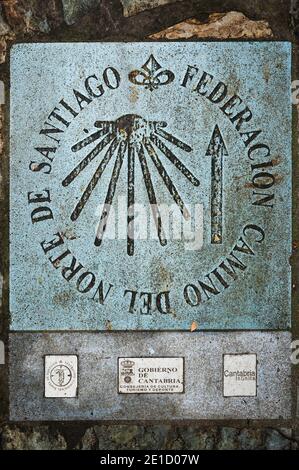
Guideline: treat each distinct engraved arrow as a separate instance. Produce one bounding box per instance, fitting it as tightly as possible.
[206,125,228,244]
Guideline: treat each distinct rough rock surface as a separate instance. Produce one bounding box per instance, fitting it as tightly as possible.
[1,425,67,450]
[149,12,273,39]
[0,0,63,63]
[0,6,10,36]
[0,5,14,65]
[121,0,183,17]
[1,0,63,33]
[62,0,101,25]
[1,425,297,450]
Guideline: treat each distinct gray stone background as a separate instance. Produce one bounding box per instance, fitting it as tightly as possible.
[0,0,299,450]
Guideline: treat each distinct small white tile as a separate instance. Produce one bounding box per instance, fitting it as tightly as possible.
[118,357,184,394]
[44,355,78,398]
[223,354,257,397]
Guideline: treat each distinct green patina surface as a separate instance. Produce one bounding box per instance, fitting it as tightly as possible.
[9,42,292,331]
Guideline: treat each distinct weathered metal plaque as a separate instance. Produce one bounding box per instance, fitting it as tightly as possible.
[10,42,291,331]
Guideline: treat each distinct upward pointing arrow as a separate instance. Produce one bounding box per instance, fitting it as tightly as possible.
[206,125,228,244]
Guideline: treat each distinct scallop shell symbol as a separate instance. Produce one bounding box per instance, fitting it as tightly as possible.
[62,114,200,255]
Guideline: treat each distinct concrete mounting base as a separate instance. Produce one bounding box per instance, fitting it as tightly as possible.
[9,331,291,421]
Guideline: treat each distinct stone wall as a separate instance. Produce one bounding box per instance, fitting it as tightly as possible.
[0,0,298,450]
